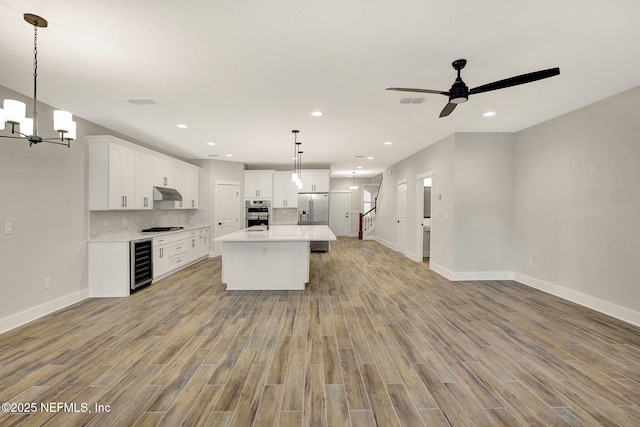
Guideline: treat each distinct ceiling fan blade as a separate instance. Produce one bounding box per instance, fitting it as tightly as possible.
[439,102,457,118]
[386,87,449,96]
[469,67,560,95]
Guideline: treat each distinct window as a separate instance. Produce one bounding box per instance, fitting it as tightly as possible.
[363,188,373,213]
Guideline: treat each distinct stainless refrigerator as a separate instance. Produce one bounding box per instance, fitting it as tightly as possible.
[298,192,330,252]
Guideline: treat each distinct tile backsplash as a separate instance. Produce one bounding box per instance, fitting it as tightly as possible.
[271,207,298,225]
[90,207,208,238]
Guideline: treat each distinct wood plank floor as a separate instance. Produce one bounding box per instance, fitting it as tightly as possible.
[2,237,640,426]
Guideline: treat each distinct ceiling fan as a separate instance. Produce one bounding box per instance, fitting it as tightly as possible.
[386,59,560,118]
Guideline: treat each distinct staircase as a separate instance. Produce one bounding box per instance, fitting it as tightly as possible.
[358,177,382,240]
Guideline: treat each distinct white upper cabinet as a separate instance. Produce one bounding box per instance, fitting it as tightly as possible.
[88,135,200,211]
[299,170,331,193]
[273,171,298,208]
[135,152,154,209]
[244,170,274,199]
[153,157,176,188]
[183,165,200,209]
[108,143,136,209]
[88,136,136,210]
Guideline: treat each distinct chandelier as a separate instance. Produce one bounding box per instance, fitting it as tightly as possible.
[0,13,76,147]
[291,130,303,189]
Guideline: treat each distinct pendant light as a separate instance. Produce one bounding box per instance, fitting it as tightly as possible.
[349,172,359,190]
[1,14,76,147]
[291,130,303,188]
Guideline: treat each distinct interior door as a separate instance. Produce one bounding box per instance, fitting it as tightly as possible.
[329,192,350,236]
[215,183,241,255]
[397,181,408,254]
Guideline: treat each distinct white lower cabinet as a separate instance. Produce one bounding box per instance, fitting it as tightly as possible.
[152,227,209,280]
[89,227,210,297]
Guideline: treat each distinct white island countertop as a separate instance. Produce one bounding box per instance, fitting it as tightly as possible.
[214,225,337,242]
[213,225,336,290]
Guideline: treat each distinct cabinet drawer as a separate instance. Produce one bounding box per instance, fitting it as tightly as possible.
[167,254,187,270]
[165,240,188,257]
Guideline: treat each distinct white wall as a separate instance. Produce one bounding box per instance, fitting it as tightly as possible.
[513,86,640,323]
[375,86,640,324]
[376,134,456,274]
[453,133,515,277]
[0,85,90,331]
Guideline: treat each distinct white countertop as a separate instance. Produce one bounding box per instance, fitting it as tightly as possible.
[214,225,337,242]
[89,225,210,243]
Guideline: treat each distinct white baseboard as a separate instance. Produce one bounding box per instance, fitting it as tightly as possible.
[514,272,640,327]
[429,262,452,280]
[0,289,90,334]
[375,236,396,251]
[451,271,515,281]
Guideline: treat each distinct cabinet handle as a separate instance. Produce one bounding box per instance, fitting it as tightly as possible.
[144,197,148,207]
[124,195,128,207]
[192,200,195,208]
[163,177,168,186]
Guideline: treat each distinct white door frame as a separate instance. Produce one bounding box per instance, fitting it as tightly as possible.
[415,171,433,263]
[396,179,408,255]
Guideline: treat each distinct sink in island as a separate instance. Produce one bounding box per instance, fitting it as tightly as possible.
[213,225,337,290]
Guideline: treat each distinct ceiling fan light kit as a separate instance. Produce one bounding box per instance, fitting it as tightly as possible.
[386,58,560,118]
[1,13,76,147]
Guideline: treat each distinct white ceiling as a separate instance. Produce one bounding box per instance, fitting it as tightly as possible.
[2,1,639,177]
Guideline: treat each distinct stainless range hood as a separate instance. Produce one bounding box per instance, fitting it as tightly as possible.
[153,186,183,202]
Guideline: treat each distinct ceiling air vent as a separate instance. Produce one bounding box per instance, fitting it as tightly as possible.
[125,98,156,105]
[399,97,425,104]
[354,155,365,159]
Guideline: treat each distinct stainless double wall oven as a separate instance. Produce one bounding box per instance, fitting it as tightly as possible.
[246,200,270,228]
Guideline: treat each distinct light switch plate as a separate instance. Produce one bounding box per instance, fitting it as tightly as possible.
[5,223,12,234]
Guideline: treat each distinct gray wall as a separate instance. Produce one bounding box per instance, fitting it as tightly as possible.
[453,133,515,275]
[375,86,640,323]
[376,134,456,273]
[513,86,640,319]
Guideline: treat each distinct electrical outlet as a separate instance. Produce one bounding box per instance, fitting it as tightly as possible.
[4,223,12,234]
[44,278,51,289]
[528,258,534,267]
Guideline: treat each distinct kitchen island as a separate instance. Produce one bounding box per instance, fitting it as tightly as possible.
[213,225,337,290]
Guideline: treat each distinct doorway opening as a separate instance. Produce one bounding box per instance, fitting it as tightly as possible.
[416,172,433,268]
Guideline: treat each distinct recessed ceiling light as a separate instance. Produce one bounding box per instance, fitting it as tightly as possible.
[357,166,363,169]
[384,141,392,145]
[483,111,496,117]
[177,124,187,129]
[225,154,233,157]
[367,156,374,160]
[206,142,215,146]
[310,111,323,117]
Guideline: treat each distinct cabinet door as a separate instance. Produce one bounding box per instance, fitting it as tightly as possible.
[108,144,136,209]
[135,152,154,209]
[154,158,175,188]
[274,171,298,207]
[244,171,259,198]
[311,171,331,192]
[153,245,168,278]
[257,171,273,198]
[172,164,186,208]
[272,172,287,207]
[184,166,200,209]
